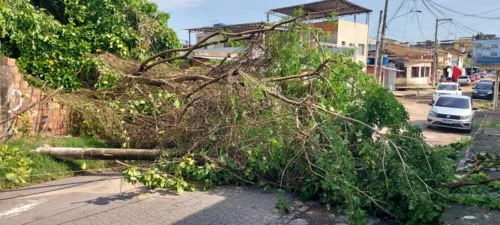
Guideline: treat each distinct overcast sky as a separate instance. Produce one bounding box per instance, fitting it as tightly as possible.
[150,0,500,44]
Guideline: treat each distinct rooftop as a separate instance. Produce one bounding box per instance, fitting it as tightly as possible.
[270,0,372,20]
[186,22,265,33]
[384,43,431,58]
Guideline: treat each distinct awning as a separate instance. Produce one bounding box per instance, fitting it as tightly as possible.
[270,0,372,20]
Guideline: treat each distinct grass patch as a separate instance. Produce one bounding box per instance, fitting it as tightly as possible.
[1,136,115,189]
[484,120,500,128]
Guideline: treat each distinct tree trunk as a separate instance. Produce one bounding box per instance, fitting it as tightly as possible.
[34,147,161,160]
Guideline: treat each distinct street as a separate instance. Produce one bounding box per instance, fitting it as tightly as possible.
[399,83,493,146]
[0,174,385,225]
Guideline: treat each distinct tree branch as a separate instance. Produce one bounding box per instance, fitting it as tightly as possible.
[448,178,500,189]
[269,58,333,82]
[138,16,303,73]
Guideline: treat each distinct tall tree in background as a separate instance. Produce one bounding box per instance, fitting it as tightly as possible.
[0,0,181,90]
[475,32,486,40]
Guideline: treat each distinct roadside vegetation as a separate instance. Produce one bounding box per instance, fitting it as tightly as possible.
[1,1,500,225]
[1,137,112,189]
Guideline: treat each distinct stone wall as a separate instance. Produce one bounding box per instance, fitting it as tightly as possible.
[0,57,69,139]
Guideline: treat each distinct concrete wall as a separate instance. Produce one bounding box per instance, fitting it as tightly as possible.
[0,57,69,139]
[196,33,225,49]
[313,20,368,64]
[336,20,369,64]
[396,61,432,87]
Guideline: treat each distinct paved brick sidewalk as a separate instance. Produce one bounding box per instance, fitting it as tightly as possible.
[0,174,384,225]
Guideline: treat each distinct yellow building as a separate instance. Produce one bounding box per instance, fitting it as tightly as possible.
[454,38,473,54]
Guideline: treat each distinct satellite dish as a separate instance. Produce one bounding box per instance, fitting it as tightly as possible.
[460,47,466,53]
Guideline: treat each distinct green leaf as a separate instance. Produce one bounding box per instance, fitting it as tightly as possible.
[208,135,217,142]
[177,185,184,195]
[174,99,181,109]
[81,162,87,170]
[5,173,17,182]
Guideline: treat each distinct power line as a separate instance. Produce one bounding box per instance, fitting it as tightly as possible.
[423,0,480,34]
[451,22,466,36]
[421,0,480,38]
[427,0,500,20]
[414,0,427,40]
[420,0,442,19]
[402,0,412,41]
[452,21,478,35]
[387,0,408,25]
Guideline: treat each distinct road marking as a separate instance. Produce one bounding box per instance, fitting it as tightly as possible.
[0,199,44,219]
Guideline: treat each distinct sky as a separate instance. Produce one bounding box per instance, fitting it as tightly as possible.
[150,0,500,45]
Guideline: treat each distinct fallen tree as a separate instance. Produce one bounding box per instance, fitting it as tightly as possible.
[43,13,455,225]
[34,147,161,160]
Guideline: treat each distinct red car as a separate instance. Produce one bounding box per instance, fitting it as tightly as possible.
[470,74,480,82]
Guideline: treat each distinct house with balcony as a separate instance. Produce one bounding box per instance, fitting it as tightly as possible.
[185,0,372,67]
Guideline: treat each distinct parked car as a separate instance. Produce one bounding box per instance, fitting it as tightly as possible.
[427,95,477,133]
[470,74,480,82]
[472,82,495,100]
[457,75,471,85]
[433,82,462,103]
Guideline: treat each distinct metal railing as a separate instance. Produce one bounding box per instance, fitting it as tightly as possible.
[319,43,358,57]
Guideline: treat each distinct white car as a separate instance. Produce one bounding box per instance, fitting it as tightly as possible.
[427,95,477,133]
[457,76,471,85]
[433,82,462,103]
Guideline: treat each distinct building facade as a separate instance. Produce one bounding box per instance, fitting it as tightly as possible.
[313,20,369,63]
[382,43,434,89]
[473,39,500,70]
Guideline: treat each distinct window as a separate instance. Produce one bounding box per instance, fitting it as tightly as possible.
[435,97,470,109]
[341,41,346,46]
[491,52,498,57]
[437,84,458,91]
[420,67,431,77]
[475,43,483,48]
[475,83,493,90]
[358,44,365,55]
[411,67,420,77]
[492,44,499,48]
[349,43,355,47]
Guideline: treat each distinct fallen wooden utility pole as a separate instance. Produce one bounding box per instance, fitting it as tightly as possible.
[34,147,161,160]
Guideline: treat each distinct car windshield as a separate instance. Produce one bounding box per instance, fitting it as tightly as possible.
[437,84,457,91]
[459,76,468,79]
[475,84,492,90]
[435,97,470,109]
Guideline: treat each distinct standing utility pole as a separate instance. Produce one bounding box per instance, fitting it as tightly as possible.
[374,10,383,80]
[434,18,452,86]
[377,0,390,81]
[434,19,439,86]
[494,71,499,111]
